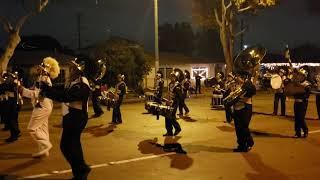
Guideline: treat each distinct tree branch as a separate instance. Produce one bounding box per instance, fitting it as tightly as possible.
[226,0,232,10]
[232,28,246,38]
[238,5,252,12]
[0,16,13,33]
[37,0,49,12]
[214,8,222,27]
[15,12,34,31]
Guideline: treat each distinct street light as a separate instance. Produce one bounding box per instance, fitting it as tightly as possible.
[154,0,159,75]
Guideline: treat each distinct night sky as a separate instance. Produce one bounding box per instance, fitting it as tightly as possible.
[0,0,319,53]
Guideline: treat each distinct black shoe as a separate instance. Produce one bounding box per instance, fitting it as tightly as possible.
[303,130,308,138]
[5,136,19,143]
[233,147,248,152]
[174,129,181,136]
[294,133,301,138]
[163,132,173,136]
[2,127,9,131]
[91,112,104,118]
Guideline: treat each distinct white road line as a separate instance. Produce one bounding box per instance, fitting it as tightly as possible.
[21,152,176,179]
[109,152,176,165]
[309,130,320,134]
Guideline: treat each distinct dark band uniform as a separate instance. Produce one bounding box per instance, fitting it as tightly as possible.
[224,79,236,123]
[43,76,91,179]
[0,73,21,142]
[112,80,126,123]
[0,80,8,130]
[233,80,256,152]
[273,75,287,116]
[179,79,190,115]
[315,75,320,120]
[164,81,182,136]
[91,81,104,116]
[154,78,164,104]
[293,80,311,138]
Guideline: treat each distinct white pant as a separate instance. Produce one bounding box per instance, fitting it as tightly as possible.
[27,98,53,152]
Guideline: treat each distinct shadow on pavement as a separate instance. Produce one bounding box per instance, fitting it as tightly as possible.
[137,137,193,170]
[251,130,293,139]
[83,124,116,137]
[0,152,31,160]
[216,125,234,132]
[179,116,197,122]
[1,159,42,174]
[242,152,289,180]
[0,174,19,180]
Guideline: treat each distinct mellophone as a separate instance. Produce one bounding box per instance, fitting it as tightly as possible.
[99,88,119,110]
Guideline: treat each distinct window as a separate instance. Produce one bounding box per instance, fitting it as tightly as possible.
[191,67,208,79]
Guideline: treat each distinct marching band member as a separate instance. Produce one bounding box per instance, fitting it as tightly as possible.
[111,74,126,124]
[91,79,104,118]
[273,68,287,116]
[212,72,225,107]
[42,59,91,179]
[178,70,191,116]
[293,67,311,138]
[224,72,236,123]
[232,71,256,152]
[19,57,60,157]
[0,76,8,131]
[164,69,183,136]
[154,71,164,104]
[316,74,320,120]
[0,71,21,143]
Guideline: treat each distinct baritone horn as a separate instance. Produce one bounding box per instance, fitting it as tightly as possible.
[223,45,266,107]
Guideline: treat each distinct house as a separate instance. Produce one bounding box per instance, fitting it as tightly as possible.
[144,52,225,88]
[9,49,75,86]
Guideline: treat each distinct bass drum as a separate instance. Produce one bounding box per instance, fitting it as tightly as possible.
[270,74,282,89]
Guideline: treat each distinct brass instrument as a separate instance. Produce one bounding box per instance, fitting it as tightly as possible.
[223,45,266,106]
[282,46,309,96]
[99,88,119,111]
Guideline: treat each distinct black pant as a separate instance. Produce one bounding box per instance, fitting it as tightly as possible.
[233,104,254,148]
[112,97,123,123]
[273,93,286,115]
[61,108,89,179]
[316,95,320,120]
[195,83,201,94]
[225,105,233,123]
[5,98,20,137]
[165,102,181,134]
[294,101,308,136]
[178,96,189,115]
[92,89,103,115]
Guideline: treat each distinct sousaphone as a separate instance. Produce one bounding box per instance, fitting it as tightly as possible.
[224,45,266,106]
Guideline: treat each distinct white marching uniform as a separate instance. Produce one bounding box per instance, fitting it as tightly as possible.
[22,75,53,156]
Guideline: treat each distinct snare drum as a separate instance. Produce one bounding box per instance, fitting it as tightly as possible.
[144,92,155,102]
[211,93,224,109]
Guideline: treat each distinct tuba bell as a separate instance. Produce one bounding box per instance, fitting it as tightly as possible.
[223,45,266,107]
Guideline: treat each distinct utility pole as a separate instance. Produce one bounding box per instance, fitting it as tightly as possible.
[240,19,244,50]
[77,12,82,49]
[154,0,159,74]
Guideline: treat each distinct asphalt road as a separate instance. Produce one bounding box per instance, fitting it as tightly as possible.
[0,92,320,180]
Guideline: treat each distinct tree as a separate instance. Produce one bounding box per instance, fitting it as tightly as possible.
[0,0,49,73]
[193,0,277,72]
[81,37,151,92]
